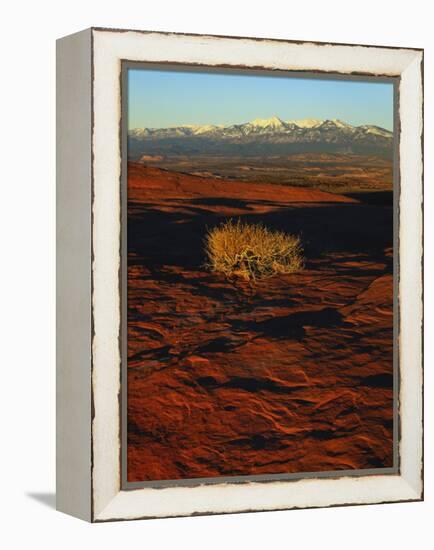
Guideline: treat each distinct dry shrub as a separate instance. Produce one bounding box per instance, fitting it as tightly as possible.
[205,219,304,281]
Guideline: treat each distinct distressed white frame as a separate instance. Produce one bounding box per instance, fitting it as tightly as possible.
[60,28,423,522]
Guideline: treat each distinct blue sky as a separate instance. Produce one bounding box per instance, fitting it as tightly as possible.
[128,68,394,131]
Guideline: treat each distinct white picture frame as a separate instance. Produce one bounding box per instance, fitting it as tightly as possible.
[56,27,423,522]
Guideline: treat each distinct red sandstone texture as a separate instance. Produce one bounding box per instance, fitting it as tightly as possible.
[127,162,394,482]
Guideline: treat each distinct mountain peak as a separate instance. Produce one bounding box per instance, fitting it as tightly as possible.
[287,118,322,128]
[319,119,353,129]
[250,116,285,128]
[128,117,393,159]
[331,119,353,128]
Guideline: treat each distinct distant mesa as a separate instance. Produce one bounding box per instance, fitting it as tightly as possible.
[139,154,164,162]
[128,117,393,158]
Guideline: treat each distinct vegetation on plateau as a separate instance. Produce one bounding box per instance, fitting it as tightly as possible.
[205,219,304,281]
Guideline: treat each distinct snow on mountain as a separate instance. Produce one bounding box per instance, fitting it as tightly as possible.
[286,119,322,128]
[129,128,150,137]
[358,125,393,137]
[128,117,393,158]
[248,116,286,129]
[129,117,391,138]
[191,124,224,135]
[317,119,354,131]
[329,119,354,129]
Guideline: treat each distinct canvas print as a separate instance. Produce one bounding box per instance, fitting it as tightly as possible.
[124,66,396,484]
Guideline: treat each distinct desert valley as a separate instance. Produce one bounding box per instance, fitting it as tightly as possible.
[126,116,395,482]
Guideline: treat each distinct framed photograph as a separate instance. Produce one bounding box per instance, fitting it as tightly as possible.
[56,27,423,522]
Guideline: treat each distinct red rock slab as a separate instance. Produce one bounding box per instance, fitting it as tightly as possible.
[126,164,394,482]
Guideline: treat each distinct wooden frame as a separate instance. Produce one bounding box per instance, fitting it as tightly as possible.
[56,27,423,522]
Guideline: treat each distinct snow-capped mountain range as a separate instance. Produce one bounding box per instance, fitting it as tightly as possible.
[128,116,393,158]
